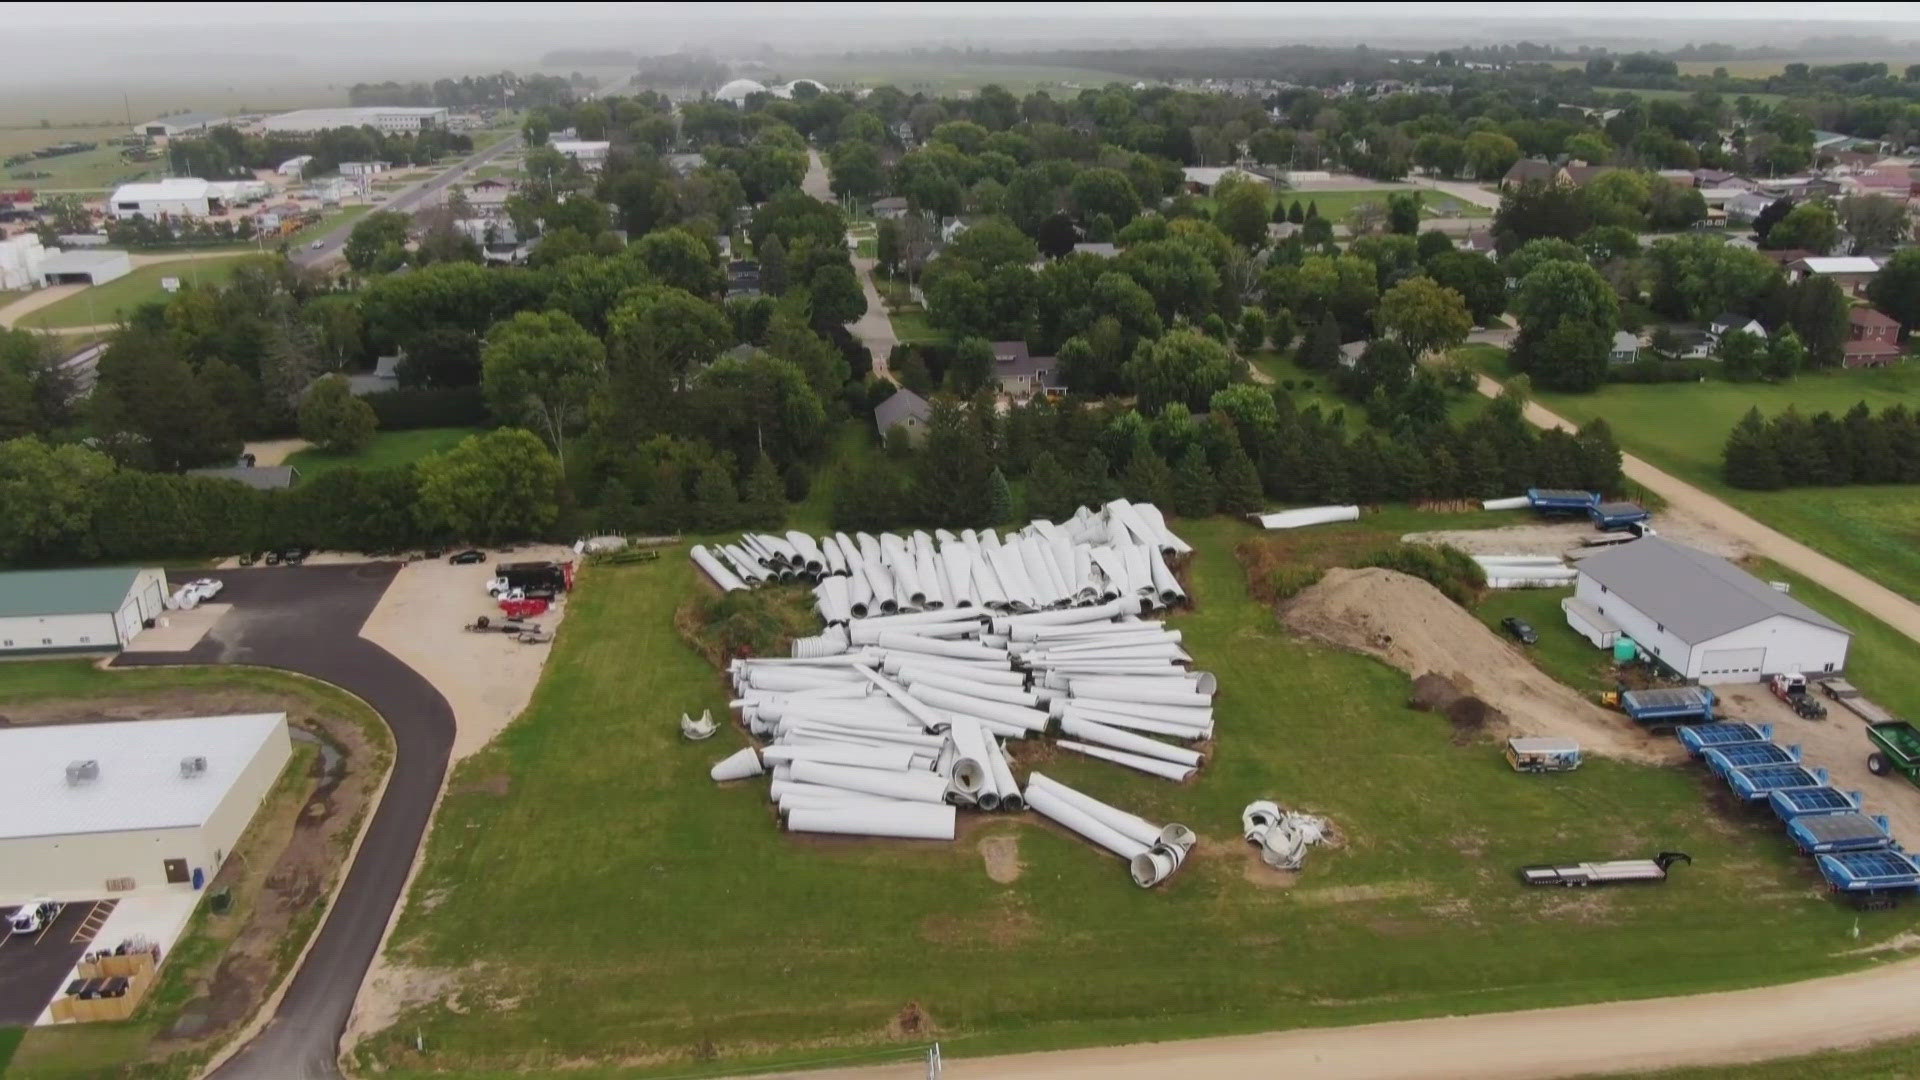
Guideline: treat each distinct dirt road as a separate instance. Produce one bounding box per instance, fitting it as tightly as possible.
[1476,375,1920,646]
[793,950,1920,1079]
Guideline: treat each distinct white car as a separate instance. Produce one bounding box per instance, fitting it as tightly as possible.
[9,898,60,935]
[186,577,224,600]
[310,239,326,250]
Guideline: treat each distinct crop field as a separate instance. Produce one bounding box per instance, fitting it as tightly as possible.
[353,510,1920,1078]
[0,74,349,128]
[1472,354,1920,604]
[17,254,267,330]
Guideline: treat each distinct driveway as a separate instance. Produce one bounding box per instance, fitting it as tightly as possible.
[1475,375,1920,646]
[115,564,454,1080]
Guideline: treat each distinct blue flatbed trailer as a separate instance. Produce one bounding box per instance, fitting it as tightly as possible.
[1727,763,1829,802]
[1768,785,1866,822]
[1527,488,1600,515]
[1788,812,1896,855]
[1703,742,1800,779]
[1621,686,1716,727]
[1817,850,1920,907]
[1590,501,1651,531]
[1678,722,1773,758]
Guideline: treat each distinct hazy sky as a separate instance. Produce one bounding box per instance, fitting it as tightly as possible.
[15,1,1920,29]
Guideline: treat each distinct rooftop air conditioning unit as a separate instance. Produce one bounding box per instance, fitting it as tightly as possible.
[65,759,100,786]
[180,755,208,779]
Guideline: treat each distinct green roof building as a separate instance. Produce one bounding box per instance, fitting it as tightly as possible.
[0,567,170,653]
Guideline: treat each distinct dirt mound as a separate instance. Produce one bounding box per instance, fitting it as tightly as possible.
[1281,567,1673,764]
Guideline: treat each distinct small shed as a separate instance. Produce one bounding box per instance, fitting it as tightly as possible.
[0,567,169,654]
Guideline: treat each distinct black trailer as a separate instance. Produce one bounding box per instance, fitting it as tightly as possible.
[1519,851,1691,887]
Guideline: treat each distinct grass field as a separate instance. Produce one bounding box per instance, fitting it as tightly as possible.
[18,255,268,329]
[285,204,372,247]
[353,508,1920,1078]
[793,59,1135,94]
[888,306,947,346]
[1471,352,1920,603]
[0,1027,20,1074]
[1280,189,1489,221]
[284,426,483,480]
[4,142,163,193]
[1612,1031,1920,1079]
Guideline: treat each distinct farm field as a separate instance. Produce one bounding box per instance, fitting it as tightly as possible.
[284,426,483,480]
[1476,356,1920,604]
[353,511,1920,1078]
[792,59,1135,94]
[16,254,268,329]
[3,141,162,193]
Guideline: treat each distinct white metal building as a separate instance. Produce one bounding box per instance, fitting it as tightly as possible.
[259,107,447,134]
[0,567,169,654]
[550,140,610,170]
[107,177,213,219]
[1572,538,1851,684]
[0,714,292,902]
[39,248,133,286]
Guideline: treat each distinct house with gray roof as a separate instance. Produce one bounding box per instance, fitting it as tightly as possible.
[991,341,1064,398]
[874,387,931,444]
[186,465,300,491]
[1572,537,1850,683]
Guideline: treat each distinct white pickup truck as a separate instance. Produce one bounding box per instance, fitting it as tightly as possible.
[9,898,62,936]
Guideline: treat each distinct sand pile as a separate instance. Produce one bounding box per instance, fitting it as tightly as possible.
[1281,567,1674,764]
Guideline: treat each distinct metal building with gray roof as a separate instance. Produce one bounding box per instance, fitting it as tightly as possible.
[0,566,169,654]
[1572,538,1850,683]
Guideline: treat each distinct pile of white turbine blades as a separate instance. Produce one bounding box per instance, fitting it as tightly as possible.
[694,502,1211,887]
[1242,799,1330,871]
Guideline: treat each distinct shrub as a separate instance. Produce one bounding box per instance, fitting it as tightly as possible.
[362,386,489,430]
[1264,565,1324,602]
[1361,542,1486,606]
[675,585,816,665]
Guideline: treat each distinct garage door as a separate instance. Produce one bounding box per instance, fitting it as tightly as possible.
[1698,646,1766,680]
[117,599,142,644]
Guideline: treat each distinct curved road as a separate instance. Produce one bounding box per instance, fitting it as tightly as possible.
[117,564,453,1080]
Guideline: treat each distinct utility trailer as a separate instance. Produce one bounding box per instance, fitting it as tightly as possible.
[1820,679,1900,725]
[1677,721,1773,758]
[1725,762,1829,803]
[1786,811,1896,856]
[1527,488,1600,517]
[1816,849,1920,909]
[1618,686,1716,730]
[1866,721,1920,786]
[1702,742,1801,780]
[1520,851,1691,887]
[1505,737,1582,773]
[1767,785,1866,822]
[1589,501,1651,532]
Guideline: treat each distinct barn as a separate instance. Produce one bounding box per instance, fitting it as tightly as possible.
[1572,538,1851,684]
[0,714,292,900]
[0,567,169,654]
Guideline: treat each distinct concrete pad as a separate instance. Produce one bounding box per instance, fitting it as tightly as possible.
[34,892,200,1025]
[124,603,230,653]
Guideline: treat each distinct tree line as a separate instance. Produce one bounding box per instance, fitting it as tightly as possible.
[1722,403,1920,490]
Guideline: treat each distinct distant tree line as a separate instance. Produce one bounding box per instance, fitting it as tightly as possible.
[1722,403,1920,490]
[347,72,576,110]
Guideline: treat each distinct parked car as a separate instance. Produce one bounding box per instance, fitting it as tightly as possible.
[449,549,486,564]
[1501,616,1538,645]
[278,546,311,565]
[10,898,61,936]
[309,239,326,250]
[185,577,223,601]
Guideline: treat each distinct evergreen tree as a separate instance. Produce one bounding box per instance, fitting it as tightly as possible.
[1170,444,1216,517]
[645,462,690,532]
[597,477,637,533]
[692,459,740,530]
[741,452,786,528]
[1722,407,1785,490]
[914,399,995,524]
[1299,311,1343,372]
[1122,440,1174,507]
[1288,199,1305,224]
[759,235,788,296]
[1216,441,1264,514]
[1074,448,1115,510]
[1305,200,1319,220]
[1235,309,1267,353]
[985,466,1013,524]
[1024,450,1075,521]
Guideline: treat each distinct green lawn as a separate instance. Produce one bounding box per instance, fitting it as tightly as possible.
[1474,587,1616,696]
[284,427,483,480]
[5,142,163,193]
[1606,1032,1920,1079]
[1247,349,1357,427]
[285,204,371,246]
[353,510,1920,1078]
[0,1027,20,1074]
[18,255,270,329]
[889,306,948,345]
[1280,188,1490,221]
[1471,351,1920,603]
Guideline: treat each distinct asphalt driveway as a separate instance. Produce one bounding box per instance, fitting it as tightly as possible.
[116,563,453,1080]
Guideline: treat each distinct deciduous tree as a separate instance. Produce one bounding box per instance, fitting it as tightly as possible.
[298,374,378,453]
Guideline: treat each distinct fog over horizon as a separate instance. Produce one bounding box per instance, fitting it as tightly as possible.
[5,1,1920,93]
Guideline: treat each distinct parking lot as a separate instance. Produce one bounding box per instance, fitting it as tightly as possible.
[0,901,101,1025]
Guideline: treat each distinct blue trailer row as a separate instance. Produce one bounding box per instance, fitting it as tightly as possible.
[1676,722,1918,906]
[1524,489,1649,531]
[1622,686,1716,728]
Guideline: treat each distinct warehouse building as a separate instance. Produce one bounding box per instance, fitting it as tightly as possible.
[107,177,215,220]
[260,107,447,134]
[38,248,133,286]
[133,111,231,138]
[0,567,169,654]
[1572,538,1851,683]
[0,714,292,901]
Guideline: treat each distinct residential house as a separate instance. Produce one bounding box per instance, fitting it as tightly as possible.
[551,141,611,171]
[991,341,1063,398]
[1561,163,1613,188]
[1812,130,1858,154]
[348,354,403,395]
[1789,255,1881,296]
[1707,313,1767,344]
[664,152,707,177]
[1845,306,1902,368]
[874,387,932,444]
[1841,167,1915,199]
[1658,328,1714,360]
[942,218,970,244]
[1501,158,1560,189]
[1072,242,1120,258]
[464,178,514,217]
[1724,190,1776,224]
[1337,340,1368,369]
[1608,331,1641,365]
[1655,168,1698,187]
[727,259,762,299]
[889,121,917,148]
[871,196,911,219]
[1460,229,1496,255]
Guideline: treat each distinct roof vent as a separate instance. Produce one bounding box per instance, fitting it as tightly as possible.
[65,759,100,786]
[180,756,208,779]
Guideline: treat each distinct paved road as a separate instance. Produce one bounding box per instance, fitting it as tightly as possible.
[1474,375,1920,644]
[291,134,522,268]
[117,564,454,1080]
[805,148,896,379]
